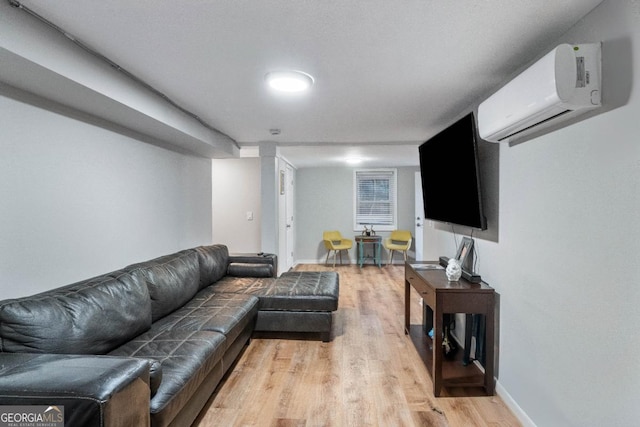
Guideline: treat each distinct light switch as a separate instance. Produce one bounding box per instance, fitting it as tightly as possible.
[246,211,254,221]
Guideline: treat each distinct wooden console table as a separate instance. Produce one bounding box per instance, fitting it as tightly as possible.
[404,261,495,396]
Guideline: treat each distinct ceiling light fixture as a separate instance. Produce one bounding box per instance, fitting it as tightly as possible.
[265,70,314,93]
[345,157,364,165]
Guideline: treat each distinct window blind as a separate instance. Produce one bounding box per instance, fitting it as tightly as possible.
[354,169,397,227]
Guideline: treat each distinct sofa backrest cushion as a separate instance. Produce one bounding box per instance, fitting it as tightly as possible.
[126,250,200,322]
[194,245,229,289]
[227,262,274,278]
[0,270,152,354]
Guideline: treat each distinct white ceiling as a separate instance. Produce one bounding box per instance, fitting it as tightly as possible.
[16,0,603,167]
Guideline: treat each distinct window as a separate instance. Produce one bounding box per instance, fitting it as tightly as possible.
[353,169,397,231]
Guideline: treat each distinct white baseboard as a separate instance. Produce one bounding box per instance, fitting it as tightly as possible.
[294,259,408,266]
[496,380,536,427]
[295,259,338,265]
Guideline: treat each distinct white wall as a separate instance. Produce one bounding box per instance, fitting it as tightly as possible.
[423,1,640,426]
[212,158,262,253]
[296,166,419,263]
[259,143,279,256]
[0,90,213,299]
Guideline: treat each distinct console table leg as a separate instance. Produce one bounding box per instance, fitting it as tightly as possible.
[484,303,496,395]
[463,314,473,365]
[433,302,443,397]
[404,281,410,334]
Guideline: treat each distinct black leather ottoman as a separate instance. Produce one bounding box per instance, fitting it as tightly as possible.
[213,271,339,341]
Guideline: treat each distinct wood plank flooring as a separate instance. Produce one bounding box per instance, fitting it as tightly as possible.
[194,264,521,427]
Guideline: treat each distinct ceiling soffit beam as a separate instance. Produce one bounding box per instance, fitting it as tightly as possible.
[1,0,239,158]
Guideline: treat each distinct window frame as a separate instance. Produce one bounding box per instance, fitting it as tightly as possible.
[353,168,398,232]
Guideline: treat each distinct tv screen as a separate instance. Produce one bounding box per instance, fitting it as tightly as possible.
[419,112,487,230]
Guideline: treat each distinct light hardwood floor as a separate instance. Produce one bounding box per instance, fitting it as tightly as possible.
[195,264,521,427]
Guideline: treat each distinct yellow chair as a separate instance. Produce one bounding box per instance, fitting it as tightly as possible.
[384,230,412,265]
[323,231,353,267]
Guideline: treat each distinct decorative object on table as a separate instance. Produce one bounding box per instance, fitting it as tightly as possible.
[362,225,371,236]
[454,237,474,271]
[370,226,376,236]
[445,258,462,281]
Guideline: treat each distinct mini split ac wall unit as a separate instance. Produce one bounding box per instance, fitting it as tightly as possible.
[478,43,602,143]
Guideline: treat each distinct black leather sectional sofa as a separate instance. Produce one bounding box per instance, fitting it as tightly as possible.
[0,244,339,427]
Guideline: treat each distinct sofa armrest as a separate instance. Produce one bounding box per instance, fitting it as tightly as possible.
[228,253,277,278]
[0,353,150,427]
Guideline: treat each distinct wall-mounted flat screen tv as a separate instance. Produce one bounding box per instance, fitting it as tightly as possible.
[419,112,487,230]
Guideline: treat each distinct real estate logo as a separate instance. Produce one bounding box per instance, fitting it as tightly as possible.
[0,406,64,427]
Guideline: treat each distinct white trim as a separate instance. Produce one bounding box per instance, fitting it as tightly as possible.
[295,258,354,265]
[496,380,537,427]
[296,249,416,266]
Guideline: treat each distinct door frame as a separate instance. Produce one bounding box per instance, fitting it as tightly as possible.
[284,163,295,271]
[414,171,424,261]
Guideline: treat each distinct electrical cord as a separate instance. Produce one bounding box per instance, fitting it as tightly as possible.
[469,228,479,273]
[451,224,458,253]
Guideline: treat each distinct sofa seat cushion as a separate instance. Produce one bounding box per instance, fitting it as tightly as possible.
[213,271,339,312]
[0,270,151,354]
[126,250,200,322]
[151,292,258,349]
[108,329,225,426]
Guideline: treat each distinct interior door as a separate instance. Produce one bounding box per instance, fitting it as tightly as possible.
[285,164,295,270]
[414,172,424,261]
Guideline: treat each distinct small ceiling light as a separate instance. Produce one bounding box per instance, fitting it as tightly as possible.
[345,157,364,165]
[265,70,314,93]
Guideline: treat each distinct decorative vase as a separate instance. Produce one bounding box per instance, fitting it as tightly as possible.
[445,259,462,281]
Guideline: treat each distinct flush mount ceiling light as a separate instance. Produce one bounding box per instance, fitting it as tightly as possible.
[265,70,314,93]
[345,157,364,165]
